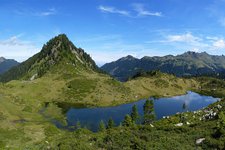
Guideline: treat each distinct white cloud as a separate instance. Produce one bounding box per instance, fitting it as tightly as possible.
[36,8,57,16]
[81,32,225,65]
[98,4,162,18]
[132,3,162,17]
[98,5,130,16]
[213,39,225,48]
[153,32,225,52]
[166,33,201,43]
[206,36,219,41]
[0,35,39,62]
[190,48,200,52]
[15,8,57,17]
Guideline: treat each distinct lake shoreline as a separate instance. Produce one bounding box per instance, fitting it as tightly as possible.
[44,91,219,132]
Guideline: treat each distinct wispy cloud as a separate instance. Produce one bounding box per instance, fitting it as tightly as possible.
[147,32,225,53]
[75,32,225,66]
[166,33,201,43]
[98,5,130,16]
[36,8,56,16]
[0,35,39,62]
[206,36,219,41]
[132,3,162,17]
[213,39,225,48]
[166,33,225,50]
[164,33,208,52]
[15,8,57,17]
[98,4,162,18]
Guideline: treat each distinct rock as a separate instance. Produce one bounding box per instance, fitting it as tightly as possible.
[196,138,205,144]
[30,73,37,81]
[217,104,222,109]
[175,123,183,127]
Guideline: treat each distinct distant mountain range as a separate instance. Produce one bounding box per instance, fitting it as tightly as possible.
[0,57,19,74]
[101,51,225,81]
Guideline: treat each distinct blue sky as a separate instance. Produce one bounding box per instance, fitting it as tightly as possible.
[1,0,225,65]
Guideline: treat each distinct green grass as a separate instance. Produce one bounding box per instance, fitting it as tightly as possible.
[1,70,225,149]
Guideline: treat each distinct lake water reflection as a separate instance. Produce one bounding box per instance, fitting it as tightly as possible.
[56,91,219,131]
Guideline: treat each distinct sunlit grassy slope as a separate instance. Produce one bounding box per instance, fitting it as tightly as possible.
[0,75,224,149]
[0,67,201,149]
[1,67,200,107]
[2,67,225,149]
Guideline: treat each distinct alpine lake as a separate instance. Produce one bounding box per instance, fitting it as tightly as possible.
[48,91,220,132]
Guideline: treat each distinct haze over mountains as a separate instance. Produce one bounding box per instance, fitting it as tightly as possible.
[0,57,19,74]
[2,46,225,82]
[101,51,225,81]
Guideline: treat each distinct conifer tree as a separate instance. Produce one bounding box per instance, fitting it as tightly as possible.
[131,104,140,123]
[107,118,115,129]
[143,100,155,124]
[122,114,133,127]
[99,120,106,131]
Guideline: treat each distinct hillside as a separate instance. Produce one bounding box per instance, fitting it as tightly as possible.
[0,75,225,149]
[0,57,19,74]
[101,51,225,81]
[0,34,99,82]
[0,34,134,106]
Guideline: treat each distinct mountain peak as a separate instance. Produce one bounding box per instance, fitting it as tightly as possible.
[55,33,68,39]
[182,51,197,56]
[0,34,98,82]
[48,34,71,46]
[37,34,99,74]
[41,34,72,54]
[0,57,6,63]
[182,51,209,56]
[119,55,137,61]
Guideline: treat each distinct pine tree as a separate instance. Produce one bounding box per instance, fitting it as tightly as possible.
[107,118,115,129]
[130,104,140,123]
[99,120,106,131]
[76,121,81,129]
[216,112,225,137]
[182,102,187,111]
[122,114,133,127]
[143,99,155,124]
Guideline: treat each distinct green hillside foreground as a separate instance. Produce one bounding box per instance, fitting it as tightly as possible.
[0,35,225,149]
[0,73,224,149]
[0,78,225,150]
